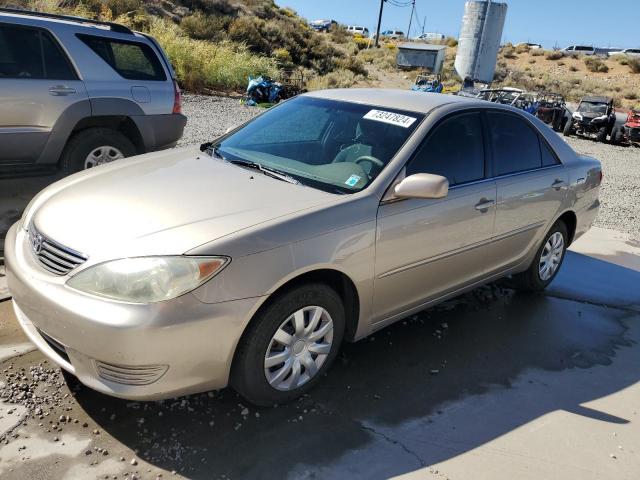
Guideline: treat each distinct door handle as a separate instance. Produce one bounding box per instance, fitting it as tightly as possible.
[551,178,566,190]
[474,198,495,212]
[49,85,76,96]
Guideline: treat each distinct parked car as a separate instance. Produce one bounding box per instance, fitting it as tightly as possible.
[607,48,640,57]
[0,8,186,176]
[516,42,542,49]
[415,32,445,42]
[309,19,337,32]
[346,25,369,37]
[563,96,616,142]
[535,92,568,132]
[611,110,640,146]
[561,45,595,56]
[379,30,405,40]
[6,89,602,406]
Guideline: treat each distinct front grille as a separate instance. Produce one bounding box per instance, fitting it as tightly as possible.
[95,361,168,386]
[28,224,88,275]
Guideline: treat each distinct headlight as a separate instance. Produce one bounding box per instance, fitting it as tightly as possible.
[572,112,582,120]
[67,256,229,303]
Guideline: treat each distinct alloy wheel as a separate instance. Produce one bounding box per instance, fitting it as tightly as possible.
[84,146,125,169]
[264,306,334,391]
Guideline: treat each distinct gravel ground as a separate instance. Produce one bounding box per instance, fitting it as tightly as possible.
[177,94,640,238]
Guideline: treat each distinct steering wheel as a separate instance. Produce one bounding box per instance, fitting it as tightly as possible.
[354,155,384,171]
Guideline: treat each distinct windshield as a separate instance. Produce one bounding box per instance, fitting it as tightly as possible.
[213,96,423,194]
[578,101,608,115]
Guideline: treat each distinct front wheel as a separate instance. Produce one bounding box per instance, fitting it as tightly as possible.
[562,119,574,137]
[509,220,568,291]
[596,126,608,143]
[231,284,345,406]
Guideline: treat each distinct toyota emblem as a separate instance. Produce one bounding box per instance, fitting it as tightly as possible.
[32,233,43,254]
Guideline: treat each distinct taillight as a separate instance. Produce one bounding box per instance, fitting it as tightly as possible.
[172,79,182,114]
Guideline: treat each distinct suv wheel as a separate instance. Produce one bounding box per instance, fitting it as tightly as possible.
[231,283,345,406]
[509,220,568,291]
[61,128,136,174]
[596,126,608,143]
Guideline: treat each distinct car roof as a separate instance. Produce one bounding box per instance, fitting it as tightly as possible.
[304,88,473,114]
[582,96,612,103]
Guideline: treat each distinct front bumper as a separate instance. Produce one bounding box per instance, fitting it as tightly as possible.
[5,223,264,400]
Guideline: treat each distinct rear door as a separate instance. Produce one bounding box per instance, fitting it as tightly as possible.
[484,111,567,272]
[0,23,88,164]
[373,111,496,322]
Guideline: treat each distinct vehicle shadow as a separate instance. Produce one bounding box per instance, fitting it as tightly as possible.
[68,251,639,479]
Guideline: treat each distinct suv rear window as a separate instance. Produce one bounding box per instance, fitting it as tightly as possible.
[0,24,76,80]
[77,34,166,81]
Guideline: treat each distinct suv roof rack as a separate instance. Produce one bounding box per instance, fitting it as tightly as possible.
[0,7,133,34]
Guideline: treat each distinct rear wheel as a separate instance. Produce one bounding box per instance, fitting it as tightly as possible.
[231,283,345,406]
[611,127,623,145]
[509,220,568,292]
[61,128,136,174]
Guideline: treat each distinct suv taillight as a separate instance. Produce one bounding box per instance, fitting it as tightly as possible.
[172,80,182,114]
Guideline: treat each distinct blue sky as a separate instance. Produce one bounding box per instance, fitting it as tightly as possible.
[275,0,639,49]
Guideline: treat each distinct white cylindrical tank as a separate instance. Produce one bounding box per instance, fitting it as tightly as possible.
[455,1,508,84]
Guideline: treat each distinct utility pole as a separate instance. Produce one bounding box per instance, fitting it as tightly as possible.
[407,0,415,39]
[375,0,385,48]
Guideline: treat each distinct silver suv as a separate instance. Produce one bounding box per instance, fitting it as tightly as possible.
[0,8,186,175]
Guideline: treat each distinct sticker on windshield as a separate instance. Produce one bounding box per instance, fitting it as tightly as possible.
[345,174,361,187]
[363,109,417,128]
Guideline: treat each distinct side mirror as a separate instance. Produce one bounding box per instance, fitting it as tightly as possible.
[394,173,449,199]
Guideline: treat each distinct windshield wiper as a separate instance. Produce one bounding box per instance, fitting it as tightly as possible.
[229,159,300,185]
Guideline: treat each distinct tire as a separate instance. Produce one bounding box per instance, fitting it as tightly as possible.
[61,128,136,174]
[509,220,568,292]
[596,126,608,143]
[231,283,345,406]
[562,119,574,137]
[611,127,623,145]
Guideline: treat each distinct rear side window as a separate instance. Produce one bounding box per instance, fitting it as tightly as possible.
[487,112,541,176]
[408,112,485,186]
[77,34,166,81]
[0,24,76,80]
[540,139,561,167]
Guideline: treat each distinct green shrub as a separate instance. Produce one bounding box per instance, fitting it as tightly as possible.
[337,56,367,77]
[584,56,609,73]
[353,36,370,51]
[148,19,277,92]
[624,90,638,100]
[307,69,359,90]
[615,55,630,65]
[546,51,564,60]
[501,46,517,59]
[181,12,231,41]
[569,65,578,72]
[329,25,350,44]
[445,37,458,47]
[515,43,529,54]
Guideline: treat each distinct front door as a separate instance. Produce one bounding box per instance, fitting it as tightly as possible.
[373,111,496,323]
[0,23,88,164]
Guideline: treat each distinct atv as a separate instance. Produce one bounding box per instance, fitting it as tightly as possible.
[411,73,443,93]
[535,92,568,132]
[563,96,616,143]
[611,110,640,147]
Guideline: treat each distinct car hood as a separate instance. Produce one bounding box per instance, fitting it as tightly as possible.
[31,147,338,261]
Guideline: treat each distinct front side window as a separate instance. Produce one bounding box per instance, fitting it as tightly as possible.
[77,34,166,81]
[407,112,485,186]
[213,96,423,194]
[0,24,75,80]
[487,111,541,176]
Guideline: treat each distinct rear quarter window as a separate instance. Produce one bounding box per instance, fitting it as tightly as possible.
[77,34,166,81]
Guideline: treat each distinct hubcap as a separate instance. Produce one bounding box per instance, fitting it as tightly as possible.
[539,231,564,281]
[84,146,124,169]
[264,306,334,391]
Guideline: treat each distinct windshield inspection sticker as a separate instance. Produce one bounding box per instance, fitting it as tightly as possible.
[363,109,417,128]
[345,174,361,187]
